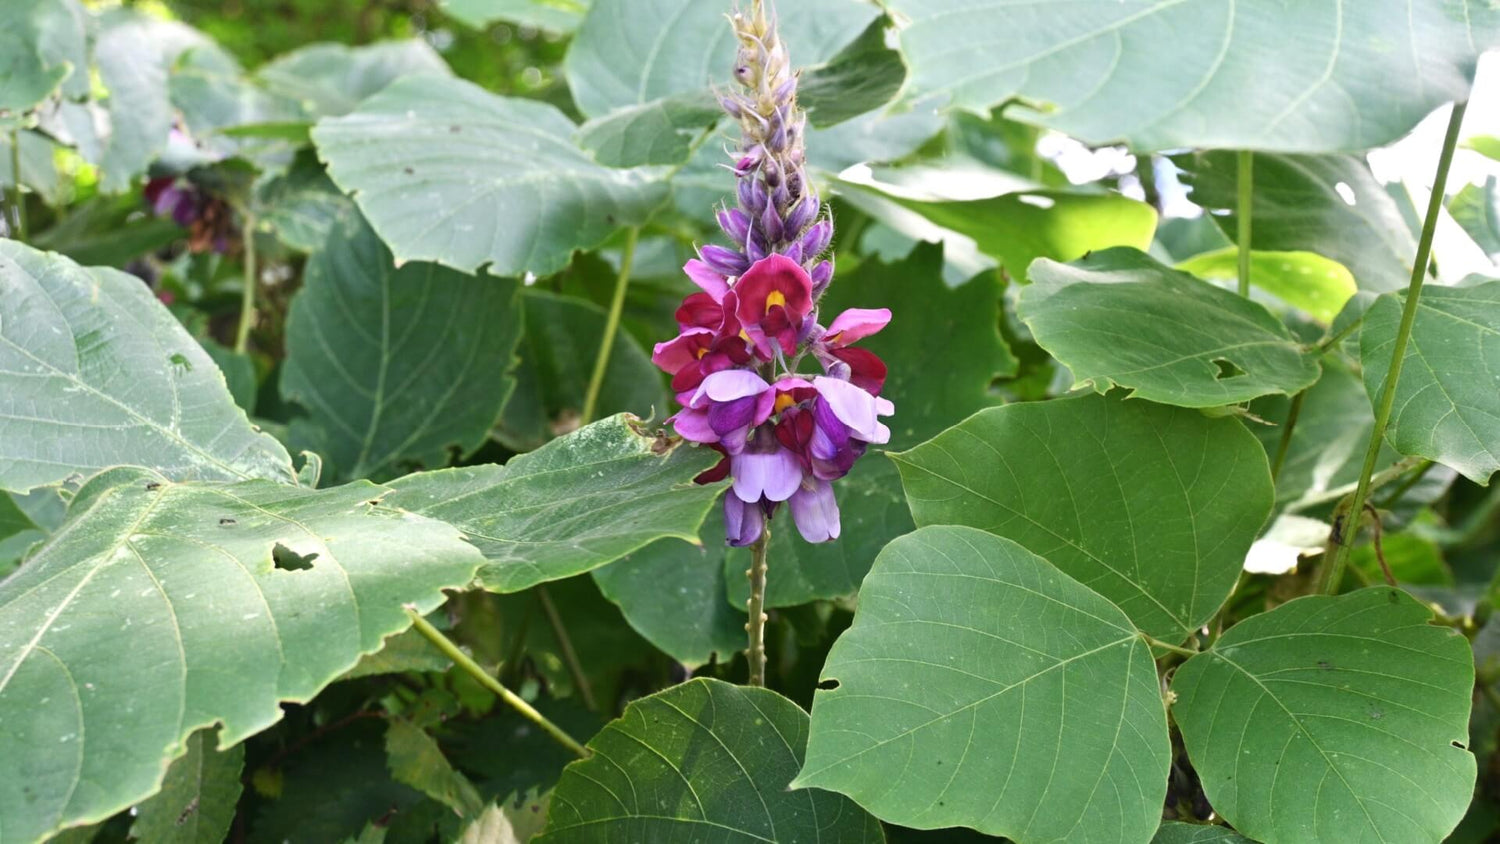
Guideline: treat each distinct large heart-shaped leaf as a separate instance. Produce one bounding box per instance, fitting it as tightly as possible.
[313,74,667,277]
[0,240,294,493]
[1181,152,1418,293]
[795,526,1170,842]
[0,468,485,844]
[884,0,1493,152]
[893,392,1273,641]
[1360,280,1500,484]
[1172,587,1476,843]
[256,40,449,119]
[1020,248,1321,407]
[281,210,522,482]
[538,678,885,843]
[385,415,722,593]
[724,243,1014,607]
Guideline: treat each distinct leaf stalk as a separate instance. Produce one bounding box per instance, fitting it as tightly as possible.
[581,226,640,425]
[235,214,258,354]
[9,127,25,242]
[1236,150,1253,298]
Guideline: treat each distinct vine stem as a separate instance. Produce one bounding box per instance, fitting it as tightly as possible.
[234,214,257,354]
[1319,100,1468,595]
[580,227,639,425]
[404,607,591,759]
[746,529,770,687]
[536,585,598,711]
[1236,150,1253,298]
[9,127,26,241]
[1269,391,1306,483]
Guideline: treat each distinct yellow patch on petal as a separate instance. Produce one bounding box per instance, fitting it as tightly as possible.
[766,290,787,309]
[774,393,797,414]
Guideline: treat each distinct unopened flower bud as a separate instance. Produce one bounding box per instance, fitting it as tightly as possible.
[719,207,751,244]
[701,244,750,276]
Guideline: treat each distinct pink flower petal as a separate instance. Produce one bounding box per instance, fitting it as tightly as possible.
[824,308,891,346]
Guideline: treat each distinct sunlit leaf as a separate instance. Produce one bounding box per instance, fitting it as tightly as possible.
[539,678,885,843]
[1360,280,1500,484]
[130,729,245,844]
[795,526,1169,842]
[257,40,450,119]
[385,415,722,593]
[313,75,667,277]
[0,467,484,843]
[885,0,1494,152]
[386,719,485,817]
[893,393,1273,641]
[281,210,522,482]
[1172,587,1476,843]
[0,240,294,493]
[1176,248,1357,323]
[1021,248,1321,407]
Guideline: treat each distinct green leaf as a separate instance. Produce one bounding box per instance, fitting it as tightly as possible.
[255,150,354,253]
[592,512,743,669]
[0,468,484,844]
[313,75,668,277]
[799,17,907,129]
[1020,248,1322,407]
[893,393,1273,641]
[459,795,552,844]
[573,91,721,168]
[496,290,666,453]
[441,0,585,33]
[200,339,257,415]
[884,0,1491,152]
[386,719,485,817]
[386,415,722,592]
[725,243,1015,608]
[129,729,245,844]
[1451,177,1500,257]
[0,0,83,114]
[1171,587,1476,843]
[341,627,454,680]
[891,190,1158,276]
[1360,280,1500,484]
[281,210,522,482]
[537,678,885,843]
[1182,152,1418,293]
[1176,248,1357,323]
[562,0,878,119]
[257,40,451,119]
[795,526,1170,841]
[1151,823,1254,844]
[0,240,294,493]
[29,192,183,267]
[0,129,67,206]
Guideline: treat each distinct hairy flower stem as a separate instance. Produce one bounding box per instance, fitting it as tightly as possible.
[1319,100,1468,595]
[536,584,598,711]
[746,529,770,687]
[234,214,257,354]
[1236,150,1253,298]
[404,607,591,758]
[9,128,25,242]
[581,227,639,425]
[1269,390,1306,484]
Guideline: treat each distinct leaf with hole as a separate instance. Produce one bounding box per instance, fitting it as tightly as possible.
[893,392,1273,641]
[795,526,1170,842]
[1171,587,1476,843]
[0,467,484,843]
[1020,248,1321,407]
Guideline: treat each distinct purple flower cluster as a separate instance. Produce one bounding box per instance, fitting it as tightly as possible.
[653,4,893,548]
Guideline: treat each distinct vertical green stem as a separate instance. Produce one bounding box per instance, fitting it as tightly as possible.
[234,215,257,354]
[1236,150,1253,298]
[9,127,26,242]
[581,227,640,425]
[1319,100,1468,595]
[404,607,590,758]
[746,529,770,687]
[1269,391,1306,484]
[536,585,598,712]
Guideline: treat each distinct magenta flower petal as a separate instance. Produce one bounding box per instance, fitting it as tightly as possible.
[731,446,804,503]
[790,478,840,542]
[825,308,892,346]
[652,328,714,375]
[667,409,718,444]
[813,376,893,444]
[684,259,730,302]
[724,495,765,547]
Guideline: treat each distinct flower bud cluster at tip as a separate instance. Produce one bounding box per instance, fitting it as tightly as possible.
[654,3,894,549]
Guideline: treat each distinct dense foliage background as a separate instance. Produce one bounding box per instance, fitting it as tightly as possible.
[3,1,1500,842]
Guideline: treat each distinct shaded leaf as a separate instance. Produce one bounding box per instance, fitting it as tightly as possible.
[341,627,454,680]
[281,210,522,482]
[0,129,67,206]
[1360,280,1500,484]
[257,40,451,119]
[795,526,1169,842]
[386,719,485,817]
[1020,248,1321,407]
[0,468,484,843]
[386,415,721,593]
[799,17,907,129]
[313,75,667,277]
[440,0,585,33]
[1172,587,1476,843]
[255,150,354,253]
[0,0,85,113]
[1151,823,1254,844]
[1176,248,1357,323]
[0,240,294,493]
[885,0,1492,152]
[574,91,720,167]
[538,678,884,843]
[893,392,1273,641]
[459,794,552,844]
[130,729,245,844]
[1451,177,1500,258]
